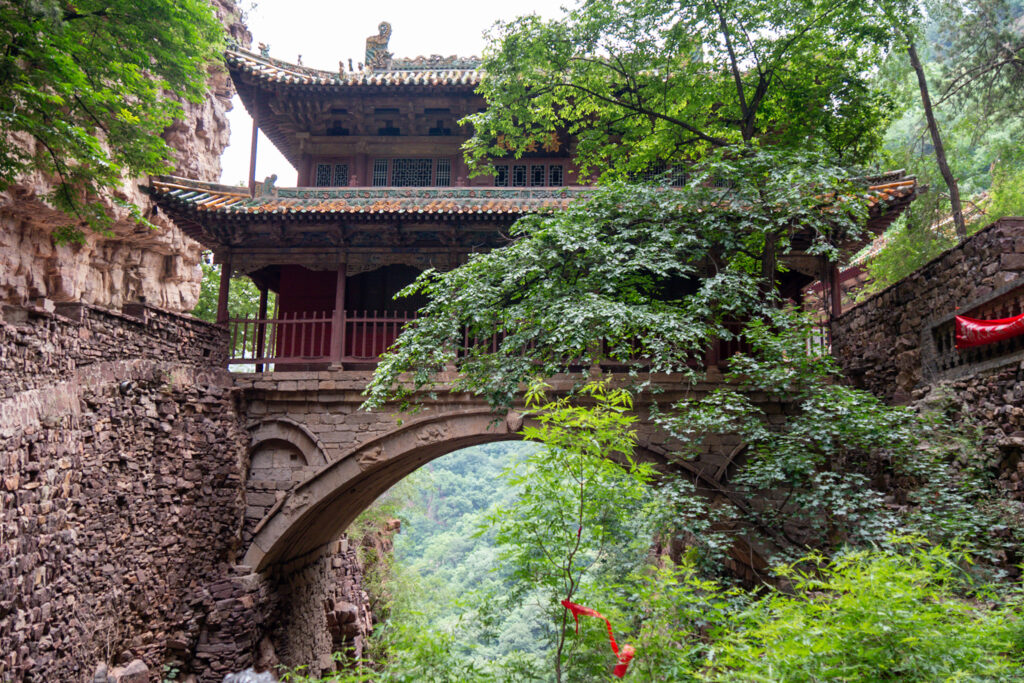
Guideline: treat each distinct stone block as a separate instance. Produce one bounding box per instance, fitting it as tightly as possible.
[1001,252,1024,271]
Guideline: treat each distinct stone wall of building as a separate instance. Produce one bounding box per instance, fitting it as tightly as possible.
[0,0,250,314]
[831,217,1024,534]
[833,217,1024,403]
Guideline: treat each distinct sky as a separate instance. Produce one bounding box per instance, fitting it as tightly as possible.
[219,0,567,186]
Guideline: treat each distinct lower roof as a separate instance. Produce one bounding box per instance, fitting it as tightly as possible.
[148,174,918,252]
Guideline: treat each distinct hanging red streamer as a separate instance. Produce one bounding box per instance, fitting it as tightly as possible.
[561,599,636,678]
[955,313,1024,349]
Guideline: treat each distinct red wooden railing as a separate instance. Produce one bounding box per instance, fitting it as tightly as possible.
[228,310,332,365]
[226,311,827,369]
[344,310,417,360]
[227,310,416,366]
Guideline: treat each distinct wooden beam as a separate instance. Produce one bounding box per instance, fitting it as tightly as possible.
[829,263,842,319]
[255,286,269,372]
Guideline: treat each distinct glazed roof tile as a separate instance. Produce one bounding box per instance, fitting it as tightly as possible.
[225,47,483,89]
[150,178,579,218]
[150,174,918,253]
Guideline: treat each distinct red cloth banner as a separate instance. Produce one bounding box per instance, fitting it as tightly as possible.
[561,599,635,677]
[955,313,1024,350]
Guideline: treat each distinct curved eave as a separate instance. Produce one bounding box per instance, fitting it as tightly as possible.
[148,174,918,253]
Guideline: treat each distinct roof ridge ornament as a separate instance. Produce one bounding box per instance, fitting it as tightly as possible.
[365,21,393,71]
[257,174,278,198]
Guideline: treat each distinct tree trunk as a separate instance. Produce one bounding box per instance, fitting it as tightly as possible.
[906,38,966,240]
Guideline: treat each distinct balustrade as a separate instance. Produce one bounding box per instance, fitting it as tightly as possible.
[225,311,823,370]
[929,282,1024,377]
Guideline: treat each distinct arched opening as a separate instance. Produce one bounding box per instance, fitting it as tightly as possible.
[244,410,523,571]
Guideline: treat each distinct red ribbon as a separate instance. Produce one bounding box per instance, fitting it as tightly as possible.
[955,313,1024,349]
[561,599,636,677]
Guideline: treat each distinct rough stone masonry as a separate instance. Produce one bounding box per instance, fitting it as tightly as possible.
[0,302,380,681]
[832,216,1024,529]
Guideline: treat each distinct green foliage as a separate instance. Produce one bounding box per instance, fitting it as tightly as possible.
[0,0,224,241]
[365,150,871,411]
[664,312,1021,562]
[190,257,277,362]
[464,0,897,179]
[985,151,1024,224]
[283,540,1024,682]
[705,541,1024,681]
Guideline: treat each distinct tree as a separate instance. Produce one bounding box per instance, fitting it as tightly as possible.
[459,0,901,290]
[485,382,654,682]
[904,33,968,238]
[0,0,223,242]
[365,155,870,411]
[365,0,1020,568]
[464,0,897,177]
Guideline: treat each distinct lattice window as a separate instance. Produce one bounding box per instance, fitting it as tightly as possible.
[435,159,451,187]
[512,165,527,187]
[494,165,509,187]
[637,163,686,187]
[548,165,564,187]
[530,165,546,186]
[333,164,349,186]
[390,159,433,186]
[372,159,389,186]
[315,163,332,187]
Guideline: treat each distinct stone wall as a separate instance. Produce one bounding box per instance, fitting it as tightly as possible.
[0,0,250,314]
[268,535,380,678]
[832,216,1024,533]
[0,302,381,681]
[833,217,1024,402]
[0,302,249,680]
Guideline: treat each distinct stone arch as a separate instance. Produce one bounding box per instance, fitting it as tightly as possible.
[245,418,332,543]
[248,417,329,470]
[244,409,522,571]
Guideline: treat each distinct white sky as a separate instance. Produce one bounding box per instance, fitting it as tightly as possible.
[219,0,568,186]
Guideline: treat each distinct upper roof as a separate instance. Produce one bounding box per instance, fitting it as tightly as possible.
[225,46,483,90]
[226,43,485,168]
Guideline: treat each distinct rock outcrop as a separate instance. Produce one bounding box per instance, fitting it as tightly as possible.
[0,0,250,314]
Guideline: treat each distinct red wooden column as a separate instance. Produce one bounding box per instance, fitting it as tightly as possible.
[255,285,268,372]
[330,263,347,365]
[216,252,232,326]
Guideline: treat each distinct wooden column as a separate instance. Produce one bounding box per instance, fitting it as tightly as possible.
[829,263,842,319]
[255,285,268,372]
[330,263,347,365]
[216,253,232,326]
[248,119,259,197]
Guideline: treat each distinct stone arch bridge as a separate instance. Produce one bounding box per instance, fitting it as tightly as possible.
[234,369,778,574]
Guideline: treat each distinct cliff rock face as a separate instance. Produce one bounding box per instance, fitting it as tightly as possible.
[0,0,250,314]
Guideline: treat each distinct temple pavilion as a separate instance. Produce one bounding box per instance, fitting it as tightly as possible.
[149,23,919,370]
